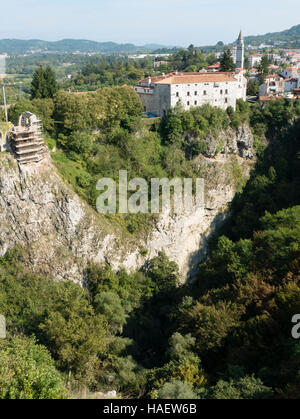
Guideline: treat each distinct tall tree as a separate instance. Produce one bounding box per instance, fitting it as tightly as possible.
[257,55,270,84]
[220,49,236,72]
[31,65,58,99]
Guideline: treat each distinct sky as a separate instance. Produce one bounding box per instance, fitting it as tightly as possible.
[1,0,299,46]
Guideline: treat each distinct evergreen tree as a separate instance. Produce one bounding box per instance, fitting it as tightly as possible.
[31,65,58,99]
[44,65,58,98]
[257,55,270,84]
[220,49,236,72]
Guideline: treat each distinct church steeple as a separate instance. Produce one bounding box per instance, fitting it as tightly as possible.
[236,30,244,69]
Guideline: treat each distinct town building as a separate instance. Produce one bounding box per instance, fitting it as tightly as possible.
[259,74,285,97]
[281,66,300,79]
[267,53,282,63]
[249,68,260,81]
[249,54,262,68]
[207,63,221,72]
[153,61,169,69]
[0,54,7,79]
[284,77,299,92]
[135,70,247,117]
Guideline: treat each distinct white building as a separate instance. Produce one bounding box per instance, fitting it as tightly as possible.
[259,75,285,97]
[0,54,6,79]
[267,53,282,63]
[249,54,262,68]
[135,71,247,117]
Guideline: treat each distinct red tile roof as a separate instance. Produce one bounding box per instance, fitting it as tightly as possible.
[138,71,238,86]
[259,96,278,101]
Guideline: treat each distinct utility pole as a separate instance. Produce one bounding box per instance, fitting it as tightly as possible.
[2,84,8,123]
[19,81,23,100]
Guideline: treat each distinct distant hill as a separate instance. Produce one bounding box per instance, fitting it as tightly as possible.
[244,24,300,46]
[0,39,175,55]
[1,24,300,56]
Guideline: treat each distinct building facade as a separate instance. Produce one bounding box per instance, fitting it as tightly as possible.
[249,54,262,68]
[259,75,285,97]
[135,71,247,117]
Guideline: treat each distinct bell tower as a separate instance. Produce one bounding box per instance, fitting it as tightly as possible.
[236,30,244,69]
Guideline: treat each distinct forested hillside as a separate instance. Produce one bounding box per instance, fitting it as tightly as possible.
[244,24,300,46]
[0,39,171,55]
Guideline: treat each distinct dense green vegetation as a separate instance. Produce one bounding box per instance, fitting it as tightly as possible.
[62,48,216,92]
[220,49,236,72]
[31,65,58,99]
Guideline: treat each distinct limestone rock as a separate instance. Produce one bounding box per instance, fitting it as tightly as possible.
[198,124,254,159]
[0,140,254,283]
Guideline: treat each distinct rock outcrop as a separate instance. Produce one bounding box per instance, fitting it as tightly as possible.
[0,125,254,283]
[190,123,254,160]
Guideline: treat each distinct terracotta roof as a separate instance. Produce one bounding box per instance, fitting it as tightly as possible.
[155,73,237,85]
[138,75,169,84]
[259,96,278,101]
[207,63,221,69]
[138,71,238,86]
[72,91,97,95]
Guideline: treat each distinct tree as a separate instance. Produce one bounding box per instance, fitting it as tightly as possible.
[0,336,67,399]
[31,65,58,99]
[220,49,236,72]
[257,55,270,84]
[168,333,196,362]
[38,281,109,385]
[247,80,259,96]
[146,251,179,293]
[156,380,198,399]
[202,376,274,399]
[94,291,127,334]
[8,98,54,132]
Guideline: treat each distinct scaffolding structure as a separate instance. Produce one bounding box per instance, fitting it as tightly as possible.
[10,112,48,164]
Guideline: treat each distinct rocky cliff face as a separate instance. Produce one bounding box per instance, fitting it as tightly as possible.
[0,125,254,283]
[188,123,254,160]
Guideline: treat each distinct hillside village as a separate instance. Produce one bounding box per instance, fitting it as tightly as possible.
[1,28,300,118]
